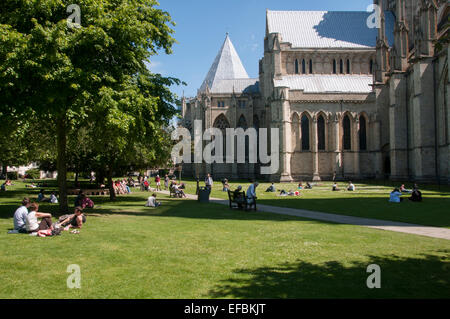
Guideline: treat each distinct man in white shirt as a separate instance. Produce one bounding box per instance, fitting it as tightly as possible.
[205,174,213,190]
[347,181,355,191]
[13,198,31,233]
[145,193,161,207]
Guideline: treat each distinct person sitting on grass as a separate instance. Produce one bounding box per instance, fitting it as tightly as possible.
[332,183,340,191]
[266,183,276,192]
[56,206,86,230]
[50,192,58,204]
[12,198,31,233]
[145,193,161,207]
[142,180,150,191]
[222,178,230,192]
[6,179,13,186]
[37,189,51,202]
[409,187,423,202]
[389,188,403,203]
[305,182,312,189]
[1,182,6,192]
[399,184,412,193]
[26,202,55,234]
[347,181,355,191]
[80,194,94,209]
[298,182,303,190]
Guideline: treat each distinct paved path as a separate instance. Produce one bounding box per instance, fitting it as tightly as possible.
[157,190,450,240]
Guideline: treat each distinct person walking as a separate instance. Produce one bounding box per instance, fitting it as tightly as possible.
[205,173,213,190]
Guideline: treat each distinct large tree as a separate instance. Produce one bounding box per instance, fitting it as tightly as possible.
[0,0,179,212]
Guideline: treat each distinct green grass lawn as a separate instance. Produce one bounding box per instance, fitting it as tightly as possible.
[175,179,450,228]
[0,181,448,298]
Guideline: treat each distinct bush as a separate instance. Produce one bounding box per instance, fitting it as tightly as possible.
[7,171,18,180]
[26,169,41,179]
[66,172,75,180]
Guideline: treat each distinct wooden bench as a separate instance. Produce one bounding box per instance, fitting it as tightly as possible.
[227,190,257,211]
[67,189,110,196]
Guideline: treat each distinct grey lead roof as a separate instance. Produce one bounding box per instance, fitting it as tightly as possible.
[274,74,374,93]
[200,34,250,93]
[267,10,395,48]
[210,79,259,94]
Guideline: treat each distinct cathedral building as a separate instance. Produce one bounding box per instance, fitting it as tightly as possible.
[181,0,449,184]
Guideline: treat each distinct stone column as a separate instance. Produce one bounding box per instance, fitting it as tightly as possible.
[311,116,321,181]
[352,116,360,178]
[372,115,383,179]
[278,87,293,182]
[333,114,343,180]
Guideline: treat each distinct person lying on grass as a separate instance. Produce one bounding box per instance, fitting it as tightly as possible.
[56,206,86,230]
[145,193,161,207]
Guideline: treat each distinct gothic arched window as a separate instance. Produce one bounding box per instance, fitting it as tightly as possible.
[317,115,326,150]
[333,59,337,74]
[339,59,344,74]
[292,113,300,151]
[237,115,249,159]
[359,115,367,151]
[347,59,351,74]
[309,59,313,74]
[343,115,352,150]
[370,60,374,74]
[302,59,306,74]
[213,114,230,159]
[301,115,310,151]
[295,59,299,74]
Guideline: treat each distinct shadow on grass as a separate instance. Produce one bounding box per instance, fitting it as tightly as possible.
[207,252,450,298]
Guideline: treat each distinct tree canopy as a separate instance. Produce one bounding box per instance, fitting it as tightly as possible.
[0,0,181,210]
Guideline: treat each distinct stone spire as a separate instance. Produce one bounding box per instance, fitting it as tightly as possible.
[199,34,249,92]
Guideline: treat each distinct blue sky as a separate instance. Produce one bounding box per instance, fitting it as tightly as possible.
[151,0,375,99]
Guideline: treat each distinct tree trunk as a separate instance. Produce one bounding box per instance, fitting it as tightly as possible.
[57,116,69,213]
[2,164,7,180]
[107,167,116,201]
